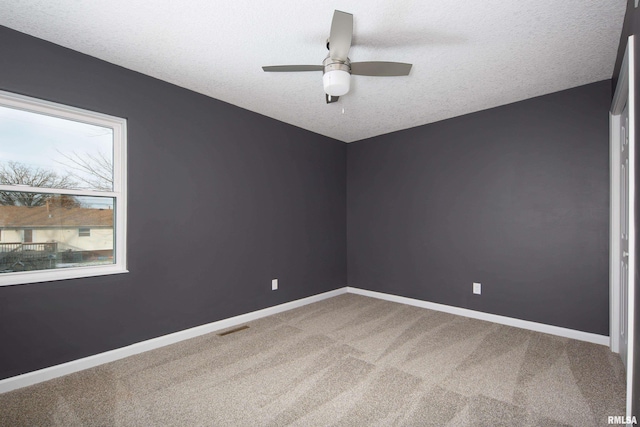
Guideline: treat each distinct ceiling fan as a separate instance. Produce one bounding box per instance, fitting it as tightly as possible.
[262,10,413,104]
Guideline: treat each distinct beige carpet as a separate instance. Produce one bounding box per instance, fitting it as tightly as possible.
[0,293,626,426]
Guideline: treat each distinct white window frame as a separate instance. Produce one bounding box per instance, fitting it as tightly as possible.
[0,90,127,286]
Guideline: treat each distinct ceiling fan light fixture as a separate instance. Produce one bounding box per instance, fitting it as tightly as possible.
[322,57,351,97]
[323,69,350,96]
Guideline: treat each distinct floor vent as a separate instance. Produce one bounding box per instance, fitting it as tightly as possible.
[217,325,249,336]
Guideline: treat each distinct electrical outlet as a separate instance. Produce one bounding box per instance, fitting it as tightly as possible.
[272,278,278,291]
[473,282,481,295]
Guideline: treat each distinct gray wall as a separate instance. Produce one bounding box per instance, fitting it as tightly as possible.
[347,81,611,335]
[0,26,347,380]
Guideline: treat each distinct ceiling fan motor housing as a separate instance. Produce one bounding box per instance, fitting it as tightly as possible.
[323,56,351,96]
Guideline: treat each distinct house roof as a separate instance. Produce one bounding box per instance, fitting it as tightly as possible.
[0,205,113,228]
[0,2,627,142]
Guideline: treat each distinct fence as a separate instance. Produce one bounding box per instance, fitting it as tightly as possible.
[0,242,59,272]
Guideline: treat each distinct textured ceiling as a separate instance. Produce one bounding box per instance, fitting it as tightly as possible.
[0,1,628,142]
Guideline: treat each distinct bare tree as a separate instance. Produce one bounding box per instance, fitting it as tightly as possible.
[0,161,78,206]
[55,149,113,191]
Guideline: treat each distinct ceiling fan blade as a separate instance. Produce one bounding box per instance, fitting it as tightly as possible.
[262,65,323,72]
[329,10,353,61]
[350,62,413,76]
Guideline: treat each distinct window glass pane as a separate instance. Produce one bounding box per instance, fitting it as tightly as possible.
[0,105,113,191]
[0,193,114,273]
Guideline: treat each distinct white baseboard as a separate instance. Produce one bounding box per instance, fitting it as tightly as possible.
[347,287,610,347]
[0,288,347,394]
[0,285,610,394]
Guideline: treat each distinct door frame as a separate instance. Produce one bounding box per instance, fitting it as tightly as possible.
[610,34,635,418]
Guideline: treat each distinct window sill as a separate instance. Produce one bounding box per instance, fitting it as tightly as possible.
[0,264,129,287]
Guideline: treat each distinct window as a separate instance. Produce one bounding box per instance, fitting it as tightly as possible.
[0,90,127,286]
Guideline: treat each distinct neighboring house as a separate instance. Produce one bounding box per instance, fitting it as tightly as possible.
[0,204,113,269]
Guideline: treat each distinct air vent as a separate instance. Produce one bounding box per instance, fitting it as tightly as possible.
[217,325,249,336]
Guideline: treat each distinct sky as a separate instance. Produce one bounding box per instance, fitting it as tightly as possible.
[0,104,115,209]
[0,104,113,189]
